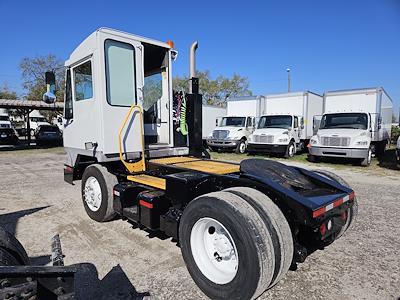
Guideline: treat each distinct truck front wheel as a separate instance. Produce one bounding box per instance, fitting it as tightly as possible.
[81,164,118,222]
[284,141,296,158]
[235,139,247,154]
[179,191,276,300]
[360,147,372,167]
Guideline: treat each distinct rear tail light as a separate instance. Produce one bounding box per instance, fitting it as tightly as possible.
[319,223,326,235]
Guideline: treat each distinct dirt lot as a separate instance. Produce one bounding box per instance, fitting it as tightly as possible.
[0,148,399,299]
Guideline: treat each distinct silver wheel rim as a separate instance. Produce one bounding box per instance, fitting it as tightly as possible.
[190,217,239,284]
[84,176,102,211]
[368,149,372,164]
[239,142,246,153]
[289,144,295,157]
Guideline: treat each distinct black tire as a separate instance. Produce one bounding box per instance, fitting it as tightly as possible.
[0,248,21,266]
[0,227,29,265]
[179,191,275,300]
[312,170,358,238]
[284,141,295,158]
[224,187,293,288]
[235,139,247,154]
[360,147,372,167]
[81,164,118,222]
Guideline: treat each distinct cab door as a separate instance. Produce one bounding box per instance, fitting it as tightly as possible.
[293,116,301,143]
[101,37,145,156]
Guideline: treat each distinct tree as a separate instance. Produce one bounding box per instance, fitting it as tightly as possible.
[19,54,64,121]
[0,83,17,99]
[173,70,252,105]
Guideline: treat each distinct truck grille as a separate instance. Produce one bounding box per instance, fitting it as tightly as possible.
[212,130,229,139]
[253,135,274,143]
[320,136,350,147]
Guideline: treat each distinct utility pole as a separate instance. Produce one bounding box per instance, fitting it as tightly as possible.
[286,68,291,92]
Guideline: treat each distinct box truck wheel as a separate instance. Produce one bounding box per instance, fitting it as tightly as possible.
[284,141,296,158]
[81,164,118,222]
[179,191,276,300]
[235,139,247,154]
[0,227,30,266]
[360,147,372,167]
[224,187,293,288]
[312,170,358,238]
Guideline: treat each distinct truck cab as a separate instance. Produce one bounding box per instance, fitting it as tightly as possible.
[206,115,255,153]
[0,114,12,129]
[309,112,373,166]
[248,114,303,158]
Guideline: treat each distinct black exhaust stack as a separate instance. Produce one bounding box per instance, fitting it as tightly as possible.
[186,42,209,158]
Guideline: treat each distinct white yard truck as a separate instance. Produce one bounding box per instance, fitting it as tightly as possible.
[206,96,262,153]
[248,92,323,158]
[40,28,358,299]
[202,104,226,142]
[309,87,393,166]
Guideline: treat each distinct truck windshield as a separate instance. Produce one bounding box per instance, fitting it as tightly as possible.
[320,113,368,130]
[258,115,292,129]
[220,117,246,127]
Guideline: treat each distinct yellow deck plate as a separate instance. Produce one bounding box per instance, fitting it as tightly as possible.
[127,174,166,190]
[150,156,201,165]
[150,156,240,175]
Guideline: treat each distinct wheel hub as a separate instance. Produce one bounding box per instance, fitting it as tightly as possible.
[190,217,239,284]
[84,176,102,212]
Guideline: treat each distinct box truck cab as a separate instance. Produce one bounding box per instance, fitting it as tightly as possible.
[28,110,51,136]
[202,104,226,142]
[309,88,393,166]
[248,114,302,157]
[0,109,12,128]
[207,96,262,153]
[248,92,323,158]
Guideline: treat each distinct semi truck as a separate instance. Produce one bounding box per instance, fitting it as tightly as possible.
[206,96,262,153]
[309,87,393,166]
[44,28,357,299]
[248,91,323,158]
[202,104,226,142]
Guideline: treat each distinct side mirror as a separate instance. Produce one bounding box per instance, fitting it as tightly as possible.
[43,71,56,104]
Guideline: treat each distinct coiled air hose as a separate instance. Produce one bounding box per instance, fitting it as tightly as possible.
[179,94,188,136]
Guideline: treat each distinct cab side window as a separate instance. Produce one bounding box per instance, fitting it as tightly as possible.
[64,69,73,119]
[73,60,93,101]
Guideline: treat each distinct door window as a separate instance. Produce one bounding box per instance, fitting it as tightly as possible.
[294,116,298,128]
[73,61,93,100]
[64,69,73,119]
[105,40,136,106]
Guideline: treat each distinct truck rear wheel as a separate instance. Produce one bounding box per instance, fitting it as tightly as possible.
[312,170,358,237]
[81,164,118,222]
[179,191,275,300]
[224,187,293,288]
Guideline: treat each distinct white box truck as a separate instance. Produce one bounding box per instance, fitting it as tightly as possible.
[206,96,263,153]
[248,91,323,158]
[202,104,226,141]
[309,87,393,166]
[0,108,12,128]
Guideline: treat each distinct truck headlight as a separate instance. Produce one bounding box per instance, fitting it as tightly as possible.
[310,139,317,145]
[356,140,368,146]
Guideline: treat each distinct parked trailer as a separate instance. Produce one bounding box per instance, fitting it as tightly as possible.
[248,91,323,158]
[206,96,262,153]
[202,104,226,141]
[51,28,357,300]
[309,87,393,166]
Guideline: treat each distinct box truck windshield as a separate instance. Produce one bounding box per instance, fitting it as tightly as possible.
[221,117,246,127]
[320,113,368,130]
[258,115,292,129]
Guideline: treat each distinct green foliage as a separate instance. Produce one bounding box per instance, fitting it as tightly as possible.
[391,125,400,143]
[19,54,65,121]
[0,83,17,99]
[173,70,252,105]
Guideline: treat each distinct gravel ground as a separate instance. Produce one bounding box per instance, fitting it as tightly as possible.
[0,148,399,299]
